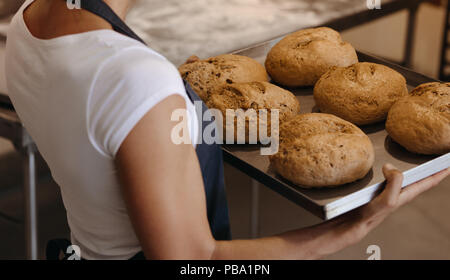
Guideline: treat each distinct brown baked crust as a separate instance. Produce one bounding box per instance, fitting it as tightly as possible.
[265,27,358,87]
[386,82,450,155]
[269,113,375,188]
[313,63,408,125]
[178,54,268,101]
[206,81,300,142]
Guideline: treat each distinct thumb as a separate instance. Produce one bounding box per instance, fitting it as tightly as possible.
[379,163,404,207]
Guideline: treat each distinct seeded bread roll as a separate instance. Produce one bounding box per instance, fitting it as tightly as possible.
[314,62,408,125]
[386,82,450,155]
[179,54,268,101]
[269,113,375,188]
[265,27,358,87]
[206,81,300,143]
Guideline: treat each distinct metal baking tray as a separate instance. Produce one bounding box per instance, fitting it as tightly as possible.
[222,39,450,220]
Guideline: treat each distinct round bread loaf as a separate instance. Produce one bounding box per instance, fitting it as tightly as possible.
[386,82,450,155]
[179,54,268,101]
[269,113,375,188]
[265,27,358,87]
[314,62,408,125]
[206,81,300,143]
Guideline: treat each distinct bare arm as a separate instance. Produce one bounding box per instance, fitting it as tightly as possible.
[116,95,215,259]
[116,95,450,260]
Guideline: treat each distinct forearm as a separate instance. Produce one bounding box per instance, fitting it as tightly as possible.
[211,213,365,260]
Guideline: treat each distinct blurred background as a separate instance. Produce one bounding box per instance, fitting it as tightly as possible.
[0,0,449,259]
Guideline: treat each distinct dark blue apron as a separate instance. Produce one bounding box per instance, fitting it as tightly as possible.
[47,0,231,260]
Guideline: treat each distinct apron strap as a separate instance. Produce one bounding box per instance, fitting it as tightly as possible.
[76,0,147,45]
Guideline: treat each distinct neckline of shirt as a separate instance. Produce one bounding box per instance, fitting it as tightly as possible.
[17,0,140,48]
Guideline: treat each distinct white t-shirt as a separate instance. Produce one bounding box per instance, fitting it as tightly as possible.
[6,0,199,260]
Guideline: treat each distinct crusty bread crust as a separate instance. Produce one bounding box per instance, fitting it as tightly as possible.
[269,113,375,188]
[386,82,450,155]
[206,81,300,142]
[179,54,268,101]
[265,27,358,87]
[314,62,408,125]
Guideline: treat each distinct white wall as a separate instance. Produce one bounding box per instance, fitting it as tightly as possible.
[342,3,446,79]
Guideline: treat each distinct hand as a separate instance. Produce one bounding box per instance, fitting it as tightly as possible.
[357,164,450,235]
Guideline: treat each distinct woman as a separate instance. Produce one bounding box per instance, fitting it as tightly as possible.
[5,0,449,260]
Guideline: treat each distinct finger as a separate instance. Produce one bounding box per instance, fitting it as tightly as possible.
[398,167,450,206]
[376,163,404,208]
[359,164,404,228]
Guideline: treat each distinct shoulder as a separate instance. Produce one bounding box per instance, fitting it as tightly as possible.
[87,39,189,157]
[97,41,182,88]
[90,37,187,104]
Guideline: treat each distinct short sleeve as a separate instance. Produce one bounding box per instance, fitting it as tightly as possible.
[87,48,188,157]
